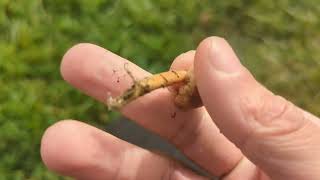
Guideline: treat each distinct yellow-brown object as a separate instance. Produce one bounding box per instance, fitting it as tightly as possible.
[107,70,192,110]
[174,69,197,109]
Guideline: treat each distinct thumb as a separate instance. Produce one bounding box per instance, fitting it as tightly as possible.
[194,37,320,179]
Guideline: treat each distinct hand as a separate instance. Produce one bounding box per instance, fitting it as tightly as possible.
[41,37,320,180]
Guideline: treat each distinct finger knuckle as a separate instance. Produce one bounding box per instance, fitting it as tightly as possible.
[240,93,305,136]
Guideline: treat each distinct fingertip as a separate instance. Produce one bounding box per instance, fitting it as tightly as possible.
[60,43,103,85]
[195,36,228,54]
[194,36,231,72]
[170,50,195,70]
[40,120,112,176]
[41,120,74,172]
[59,43,150,102]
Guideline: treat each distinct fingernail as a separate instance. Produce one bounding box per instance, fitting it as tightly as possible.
[207,38,242,73]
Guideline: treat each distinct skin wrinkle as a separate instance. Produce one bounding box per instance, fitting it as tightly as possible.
[240,92,281,126]
[162,159,176,180]
[86,129,129,180]
[222,68,303,149]
[221,157,269,180]
[231,96,254,152]
[90,130,124,178]
[220,157,246,180]
[115,148,142,180]
[235,89,314,179]
[111,147,127,180]
[240,93,307,138]
[249,119,313,160]
[221,71,259,150]
[258,95,289,125]
[240,113,318,179]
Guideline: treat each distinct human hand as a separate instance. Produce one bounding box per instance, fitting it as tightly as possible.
[41,37,320,180]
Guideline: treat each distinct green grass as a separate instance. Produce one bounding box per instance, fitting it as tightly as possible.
[0,0,319,179]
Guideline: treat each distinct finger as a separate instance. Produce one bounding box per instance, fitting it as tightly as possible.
[169,50,202,108]
[194,36,320,179]
[41,120,207,180]
[60,44,242,176]
[170,50,242,175]
[170,50,195,70]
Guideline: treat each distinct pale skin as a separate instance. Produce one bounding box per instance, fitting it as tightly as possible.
[41,37,320,180]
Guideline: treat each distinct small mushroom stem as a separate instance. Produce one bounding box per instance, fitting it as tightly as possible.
[107,70,198,110]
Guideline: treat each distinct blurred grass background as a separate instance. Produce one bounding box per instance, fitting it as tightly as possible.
[0,0,319,179]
